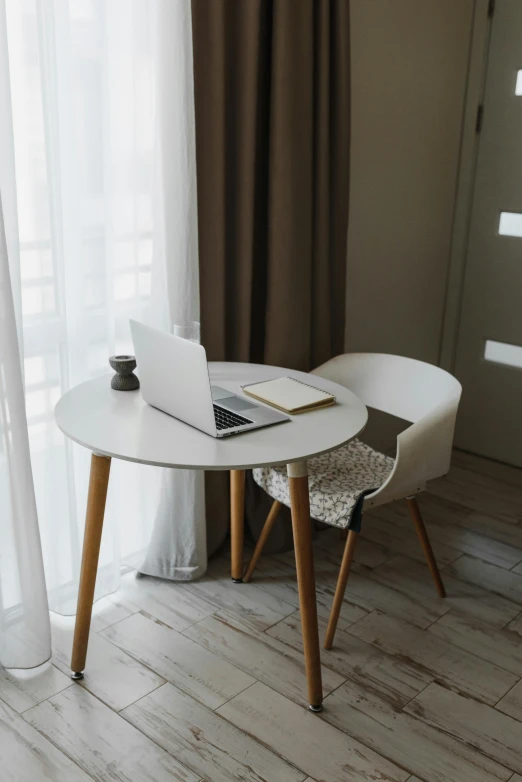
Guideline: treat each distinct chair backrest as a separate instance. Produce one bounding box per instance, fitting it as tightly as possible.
[312,353,462,503]
[312,353,460,424]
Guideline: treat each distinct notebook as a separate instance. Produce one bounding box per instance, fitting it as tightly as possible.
[242,376,336,414]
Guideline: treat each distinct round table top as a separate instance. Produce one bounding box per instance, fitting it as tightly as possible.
[55,362,368,470]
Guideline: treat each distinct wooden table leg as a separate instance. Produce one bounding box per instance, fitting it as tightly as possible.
[230,469,245,583]
[71,453,111,678]
[288,461,323,712]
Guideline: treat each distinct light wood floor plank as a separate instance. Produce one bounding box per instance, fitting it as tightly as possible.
[89,593,138,633]
[117,572,218,632]
[266,611,432,707]
[239,551,302,604]
[371,498,522,570]
[446,555,522,605]
[316,591,369,630]
[350,536,394,568]
[456,512,522,554]
[360,513,462,566]
[348,610,517,705]
[428,611,522,677]
[183,611,344,707]
[316,527,392,569]
[122,682,305,782]
[322,678,511,782]
[217,681,409,782]
[384,493,470,527]
[452,449,522,489]
[405,682,522,775]
[373,555,520,628]
[0,698,91,782]
[0,662,72,714]
[507,612,522,636]
[51,614,164,712]
[318,560,449,629]
[100,611,254,710]
[496,680,522,722]
[246,552,369,629]
[428,465,522,522]
[181,560,296,632]
[19,451,522,782]
[24,685,198,782]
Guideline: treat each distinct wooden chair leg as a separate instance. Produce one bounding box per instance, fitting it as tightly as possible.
[71,454,111,677]
[230,470,245,582]
[243,500,282,583]
[406,496,446,598]
[288,461,323,712]
[324,529,358,650]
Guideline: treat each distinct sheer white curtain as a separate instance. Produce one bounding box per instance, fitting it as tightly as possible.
[139,0,206,580]
[0,26,52,666]
[0,193,52,670]
[2,0,205,640]
[1,0,51,671]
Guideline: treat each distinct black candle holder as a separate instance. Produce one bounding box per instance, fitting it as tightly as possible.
[109,355,140,391]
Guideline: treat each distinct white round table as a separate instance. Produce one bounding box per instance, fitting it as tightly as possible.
[55,361,368,711]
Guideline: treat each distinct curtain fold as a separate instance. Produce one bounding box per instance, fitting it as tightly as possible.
[191,0,351,549]
[1,0,51,667]
[0,189,51,669]
[192,0,350,370]
[1,0,203,647]
[139,0,206,581]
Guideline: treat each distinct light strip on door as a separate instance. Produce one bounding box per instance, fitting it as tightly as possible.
[485,340,522,369]
[516,70,522,96]
[499,212,522,238]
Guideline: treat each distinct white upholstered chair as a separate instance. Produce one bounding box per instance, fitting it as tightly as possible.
[244,353,462,650]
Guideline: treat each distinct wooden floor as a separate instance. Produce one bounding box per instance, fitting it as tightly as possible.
[3,449,522,782]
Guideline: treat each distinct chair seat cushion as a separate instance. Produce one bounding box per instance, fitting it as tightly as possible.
[253,439,394,530]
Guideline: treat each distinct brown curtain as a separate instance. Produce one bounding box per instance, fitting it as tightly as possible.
[192,0,351,553]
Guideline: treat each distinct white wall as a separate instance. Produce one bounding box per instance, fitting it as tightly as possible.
[346,0,476,364]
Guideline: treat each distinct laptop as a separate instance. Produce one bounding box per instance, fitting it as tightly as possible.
[130,320,290,438]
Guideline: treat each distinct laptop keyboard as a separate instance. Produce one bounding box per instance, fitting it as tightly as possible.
[213,404,253,431]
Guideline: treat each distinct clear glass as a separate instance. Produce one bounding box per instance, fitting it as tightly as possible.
[173,320,201,344]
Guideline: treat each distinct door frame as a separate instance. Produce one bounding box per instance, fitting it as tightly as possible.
[439,0,493,372]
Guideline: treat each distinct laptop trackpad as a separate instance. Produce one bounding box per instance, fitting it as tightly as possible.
[220,395,258,413]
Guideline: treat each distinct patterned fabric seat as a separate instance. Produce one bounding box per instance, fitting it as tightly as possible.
[253,439,394,530]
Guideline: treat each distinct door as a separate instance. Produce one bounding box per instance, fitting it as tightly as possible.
[454,0,522,466]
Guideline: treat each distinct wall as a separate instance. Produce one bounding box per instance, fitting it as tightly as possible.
[346,0,476,364]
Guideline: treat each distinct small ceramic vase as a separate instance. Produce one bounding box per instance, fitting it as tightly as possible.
[109,355,140,391]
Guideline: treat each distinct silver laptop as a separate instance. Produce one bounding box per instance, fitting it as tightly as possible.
[130,320,289,437]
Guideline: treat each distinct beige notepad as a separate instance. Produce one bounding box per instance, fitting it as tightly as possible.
[242,376,335,414]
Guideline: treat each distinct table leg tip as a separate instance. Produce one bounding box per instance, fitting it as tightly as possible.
[231,578,243,584]
[308,703,323,713]
[71,671,84,680]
